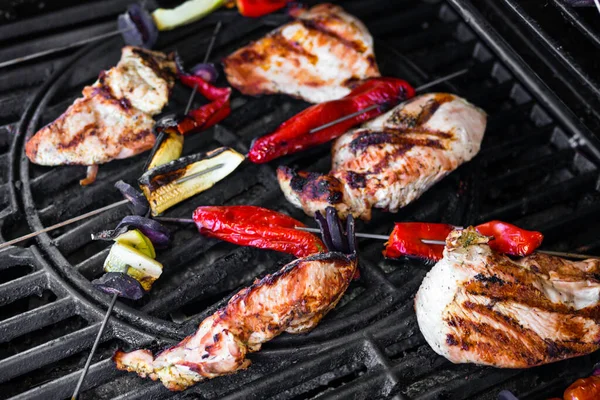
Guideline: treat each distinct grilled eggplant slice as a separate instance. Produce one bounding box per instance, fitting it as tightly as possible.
[145,128,184,171]
[139,147,245,215]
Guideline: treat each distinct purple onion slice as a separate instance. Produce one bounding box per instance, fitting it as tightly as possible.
[190,63,219,83]
[115,180,149,216]
[118,3,158,48]
[92,215,171,249]
[93,272,145,300]
[497,390,519,400]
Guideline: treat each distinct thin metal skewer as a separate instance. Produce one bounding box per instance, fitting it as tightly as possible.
[184,21,222,114]
[175,163,224,184]
[0,28,135,69]
[308,68,469,134]
[71,292,118,400]
[294,226,598,260]
[0,199,129,251]
[8,68,467,249]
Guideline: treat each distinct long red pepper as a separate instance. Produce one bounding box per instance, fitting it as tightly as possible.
[193,206,325,258]
[383,221,544,261]
[248,78,416,163]
[236,0,292,17]
[561,375,600,400]
[177,74,232,135]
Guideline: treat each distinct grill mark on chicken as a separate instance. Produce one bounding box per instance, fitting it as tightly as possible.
[278,93,486,220]
[390,94,455,128]
[25,47,176,171]
[131,47,176,84]
[287,169,345,204]
[349,131,445,154]
[271,32,319,65]
[300,18,367,53]
[114,251,357,390]
[416,228,600,369]
[223,4,379,104]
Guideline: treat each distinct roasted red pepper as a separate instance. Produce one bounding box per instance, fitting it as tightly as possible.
[383,221,544,261]
[383,222,453,261]
[177,74,232,135]
[236,0,292,17]
[563,375,600,400]
[475,220,544,259]
[193,206,325,258]
[248,78,416,163]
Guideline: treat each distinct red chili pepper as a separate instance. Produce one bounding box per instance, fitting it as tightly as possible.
[193,206,325,258]
[563,376,600,400]
[236,0,292,17]
[383,221,544,261]
[178,73,231,101]
[475,220,544,258]
[383,222,453,261]
[248,78,416,163]
[177,74,232,135]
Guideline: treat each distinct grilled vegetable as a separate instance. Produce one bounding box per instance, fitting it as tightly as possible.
[236,0,292,17]
[190,63,219,83]
[476,221,544,258]
[152,0,225,31]
[103,242,163,291]
[383,221,544,261]
[118,4,159,48]
[92,216,171,249]
[193,206,325,257]
[114,229,156,258]
[248,78,416,163]
[92,272,145,300]
[139,147,245,215]
[115,180,150,216]
[145,129,184,170]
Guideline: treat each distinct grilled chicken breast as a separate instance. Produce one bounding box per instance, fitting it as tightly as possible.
[114,251,357,391]
[25,46,176,174]
[278,93,486,220]
[223,3,380,103]
[416,227,600,368]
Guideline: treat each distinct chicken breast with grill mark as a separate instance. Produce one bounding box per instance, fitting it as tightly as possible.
[223,3,380,104]
[415,227,600,368]
[25,46,176,168]
[278,93,487,221]
[114,251,357,391]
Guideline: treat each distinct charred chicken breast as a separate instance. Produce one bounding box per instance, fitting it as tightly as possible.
[223,3,380,104]
[114,212,357,391]
[25,46,176,184]
[416,227,600,368]
[278,93,487,220]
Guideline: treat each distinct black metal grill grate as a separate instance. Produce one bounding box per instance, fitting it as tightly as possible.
[0,0,599,399]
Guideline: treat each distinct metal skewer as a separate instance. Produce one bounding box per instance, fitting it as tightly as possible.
[5,69,467,250]
[295,226,598,260]
[308,68,469,134]
[0,28,135,69]
[69,26,228,397]
[184,21,222,114]
[71,292,118,400]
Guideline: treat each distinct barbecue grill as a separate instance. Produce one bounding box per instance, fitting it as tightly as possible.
[1,0,599,399]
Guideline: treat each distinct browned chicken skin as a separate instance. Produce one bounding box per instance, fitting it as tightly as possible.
[25,46,176,184]
[278,93,487,220]
[114,251,358,390]
[223,3,380,103]
[416,228,600,368]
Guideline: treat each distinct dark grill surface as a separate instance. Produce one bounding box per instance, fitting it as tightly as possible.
[0,0,599,399]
